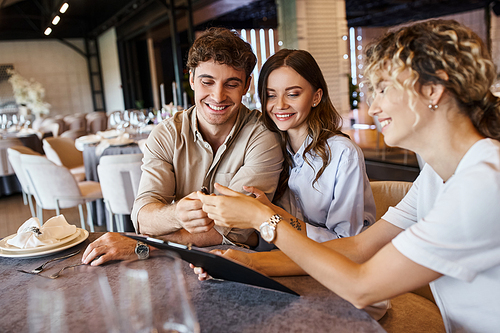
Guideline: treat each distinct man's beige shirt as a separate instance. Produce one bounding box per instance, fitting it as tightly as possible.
[132,105,283,243]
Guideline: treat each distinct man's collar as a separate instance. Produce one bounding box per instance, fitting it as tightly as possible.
[191,104,249,144]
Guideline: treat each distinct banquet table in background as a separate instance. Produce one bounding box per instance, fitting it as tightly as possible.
[83,143,142,231]
[0,133,44,197]
[0,232,386,333]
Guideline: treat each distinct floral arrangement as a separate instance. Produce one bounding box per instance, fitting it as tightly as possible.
[7,69,50,116]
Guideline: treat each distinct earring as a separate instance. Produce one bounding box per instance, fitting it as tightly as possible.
[428,103,438,110]
[313,103,316,107]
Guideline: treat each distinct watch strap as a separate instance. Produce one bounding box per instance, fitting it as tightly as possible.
[268,214,282,227]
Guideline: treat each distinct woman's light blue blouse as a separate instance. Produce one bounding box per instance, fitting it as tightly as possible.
[288,135,376,242]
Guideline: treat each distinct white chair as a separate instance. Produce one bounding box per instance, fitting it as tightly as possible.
[39,117,64,137]
[20,154,102,231]
[37,122,60,139]
[42,137,86,182]
[97,154,143,232]
[7,146,41,217]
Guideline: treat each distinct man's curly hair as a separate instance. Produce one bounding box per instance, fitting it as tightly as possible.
[186,28,257,79]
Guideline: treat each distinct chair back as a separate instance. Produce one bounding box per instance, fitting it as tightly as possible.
[97,154,143,215]
[370,181,412,220]
[43,137,84,169]
[20,154,83,209]
[369,180,437,305]
[7,146,41,193]
[86,112,108,133]
[63,114,87,131]
[38,122,60,138]
[60,129,87,141]
[39,117,64,136]
[54,115,68,132]
[0,137,23,176]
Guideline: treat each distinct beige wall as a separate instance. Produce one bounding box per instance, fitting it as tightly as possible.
[0,39,93,117]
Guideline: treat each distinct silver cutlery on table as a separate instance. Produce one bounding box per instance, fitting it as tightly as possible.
[37,255,102,279]
[42,263,86,279]
[17,250,81,275]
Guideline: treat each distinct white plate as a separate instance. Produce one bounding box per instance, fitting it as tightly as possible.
[107,138,134,146]
[0,229,80,253]
[77,134,101,144]
[0,229,89,259]
[75,135,102,151]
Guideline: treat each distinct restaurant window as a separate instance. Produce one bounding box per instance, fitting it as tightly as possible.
[236,28,279,111]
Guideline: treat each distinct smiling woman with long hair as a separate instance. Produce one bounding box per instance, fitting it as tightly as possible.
[251,49,376,243]
[196,19,500,332]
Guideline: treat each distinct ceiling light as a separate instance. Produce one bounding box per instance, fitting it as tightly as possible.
[44,27,52,35]
[52,16,60,25]
[60,3,69,13]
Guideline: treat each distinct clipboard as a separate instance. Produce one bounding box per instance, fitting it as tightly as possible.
[126,235,299,296]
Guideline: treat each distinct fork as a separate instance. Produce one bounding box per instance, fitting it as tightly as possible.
[42,263,86,279]
[17,250,81,275]
[39,255,102,279]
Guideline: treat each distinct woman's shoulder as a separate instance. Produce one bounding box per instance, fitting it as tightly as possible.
[325,135,363,157]
[456,139,500,176]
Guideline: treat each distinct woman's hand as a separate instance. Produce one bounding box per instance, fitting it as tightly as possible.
[190,248,256,281]
[242,185,274,208]
[197,183,275,230]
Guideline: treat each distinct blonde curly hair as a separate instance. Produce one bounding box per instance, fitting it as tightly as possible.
[364,19,500,140]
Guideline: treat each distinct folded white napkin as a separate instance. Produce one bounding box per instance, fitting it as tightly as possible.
[6,215,77,249]
[95,132,130,157]
[97,129,120,139]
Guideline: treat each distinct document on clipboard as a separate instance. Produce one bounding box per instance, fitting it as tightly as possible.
[127,235,299,296]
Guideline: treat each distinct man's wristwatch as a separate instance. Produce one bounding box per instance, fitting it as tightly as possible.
[259,214,282,243]
[135,241,150,260]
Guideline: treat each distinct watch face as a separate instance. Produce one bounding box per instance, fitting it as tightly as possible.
[135,243,149,259]
[260,223,275,242]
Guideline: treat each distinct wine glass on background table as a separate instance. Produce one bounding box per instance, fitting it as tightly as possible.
[108,111,124,129]
[129,110,146,135]
[119,254,200,333]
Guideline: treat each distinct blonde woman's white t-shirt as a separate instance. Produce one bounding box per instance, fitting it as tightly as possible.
[383,138,500,333]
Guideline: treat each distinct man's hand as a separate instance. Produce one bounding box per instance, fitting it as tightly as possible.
[175,192,215,233]
[198,183,274,230]
[82,232,137,266]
